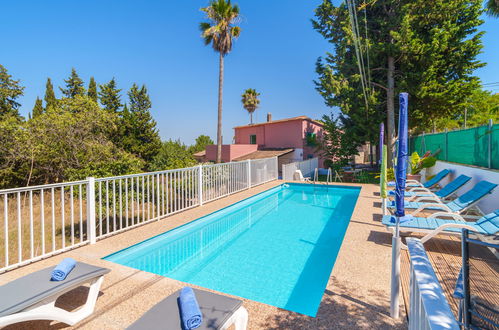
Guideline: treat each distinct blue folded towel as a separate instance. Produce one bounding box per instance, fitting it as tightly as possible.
[179,287,202,329]
[51,258,76,281]
[453,268,464,299]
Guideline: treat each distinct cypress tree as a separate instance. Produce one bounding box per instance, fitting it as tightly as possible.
[88,77,98,103]
[120,84,161,166]
[313,0,484,165]
[44,78,57,110]
[60,68,85,98]
[99,78,122,113]
[32,97,44,118]
[0,64,24,118]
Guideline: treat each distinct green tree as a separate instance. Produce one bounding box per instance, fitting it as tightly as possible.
[0,64,24,118]
[486,0,499,17]
[431,89,499,130]
[120,84,161,166]
[313,0,484,166]
[319,114,360,168]
[0,114,28,188]
[32,97,44,118]
[241,88,260,124]
[394,0,484,126]
[99,78,122,113]
[44,78,57,110]
[200,0,241,163]
[88,76,98,103]
[188,135,214,154]
[60,68,85,98]
[22,96,142,184]
[150,140,196,171]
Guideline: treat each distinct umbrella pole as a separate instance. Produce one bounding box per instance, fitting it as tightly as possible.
[390,218,401,318]
[382,198,387,215]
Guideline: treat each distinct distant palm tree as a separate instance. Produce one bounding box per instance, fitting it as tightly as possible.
[200,0,241,163]
[486,0,499,17]
[241,88,260,124]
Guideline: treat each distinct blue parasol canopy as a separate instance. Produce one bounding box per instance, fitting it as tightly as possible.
[394,93,409,217]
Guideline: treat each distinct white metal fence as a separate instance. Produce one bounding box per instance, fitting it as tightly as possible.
[282,157,318,181]
[407,238,459,330]
[0,157,278,273]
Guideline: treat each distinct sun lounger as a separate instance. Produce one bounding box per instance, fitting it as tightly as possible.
[388,181,497,217]
[388,175,471,201]
[127,288,248,330]
[0,262,110,327]
[293,170,311,182]
[382,210,499,243]
[388,169,450,189]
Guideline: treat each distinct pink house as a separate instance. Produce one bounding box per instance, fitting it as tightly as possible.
[203,114,324,167]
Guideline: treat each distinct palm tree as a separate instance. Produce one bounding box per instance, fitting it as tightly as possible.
[486,0,499,17]
[200,0,241,163]
[241,88,260,124]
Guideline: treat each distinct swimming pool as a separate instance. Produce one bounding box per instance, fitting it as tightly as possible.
[104,183,360,316]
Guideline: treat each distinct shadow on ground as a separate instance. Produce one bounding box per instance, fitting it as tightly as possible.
[367,231,392,247]
[2,286,100,330]
[260,279,405,329]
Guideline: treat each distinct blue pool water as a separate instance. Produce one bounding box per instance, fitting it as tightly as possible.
[104,183,360,316]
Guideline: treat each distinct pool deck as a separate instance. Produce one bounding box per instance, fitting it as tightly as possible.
[1,181,407,329]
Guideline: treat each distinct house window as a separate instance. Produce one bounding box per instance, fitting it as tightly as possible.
[250,134,257,144]
[306,132,317,146]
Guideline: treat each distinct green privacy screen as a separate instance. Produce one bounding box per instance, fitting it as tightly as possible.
[409,124,499,169]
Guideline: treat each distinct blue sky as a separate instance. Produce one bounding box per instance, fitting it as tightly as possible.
[3,0,498,144]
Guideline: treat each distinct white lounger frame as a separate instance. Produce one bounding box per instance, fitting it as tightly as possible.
[408,195,485,218]
[293,170,311,182]
[386,212,477,247]
[221,306,249,330]
[0,275,105,327]
[405,179,441,190]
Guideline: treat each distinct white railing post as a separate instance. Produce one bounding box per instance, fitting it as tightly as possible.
[156,174,160,219]
[247,160,251,189]
[274,156,278,180]
[198,165,203,206]
[86,177,96,244]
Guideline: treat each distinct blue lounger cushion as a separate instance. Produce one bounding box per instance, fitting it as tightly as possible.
[421,169,451,188]
[388,180,497,211]
[388,175,470,198]
[387,169,450,188]
[387,181,420,187]
[445,181,497,212]
[51,258,77,281]
[381,209,499,235]
[434,175,471,198]
[388,190,432,197]
[179,287,202,329]
[388,200,447,210]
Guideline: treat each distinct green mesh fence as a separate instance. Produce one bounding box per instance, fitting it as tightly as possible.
[409,123,499,169]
